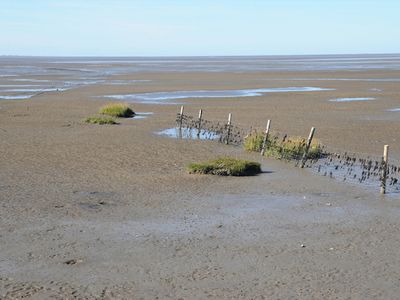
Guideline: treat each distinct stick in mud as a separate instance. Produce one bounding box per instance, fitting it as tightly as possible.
[300,127,316,168]
[197,109,203,138]
[226,113,232,144]
[381,145,389,194]
[261,119,271,156]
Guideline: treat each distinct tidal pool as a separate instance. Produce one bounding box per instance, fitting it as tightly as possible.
[329,97,375,102]
[131,112,154,119]
[157,127,220,140]
[0,95,35,100]
[105,87,334,104]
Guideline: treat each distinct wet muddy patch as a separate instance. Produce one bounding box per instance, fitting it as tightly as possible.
[309,154,400,195]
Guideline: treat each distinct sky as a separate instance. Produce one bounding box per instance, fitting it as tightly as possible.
[0,0,399,56]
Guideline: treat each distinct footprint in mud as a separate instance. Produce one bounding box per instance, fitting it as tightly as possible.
[79,201,111,210]
[72,191,116,198]
[79,203,102,210]
[73,191,117,210]
[64,259,83,265]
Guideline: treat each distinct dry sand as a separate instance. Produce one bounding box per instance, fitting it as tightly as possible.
[1,61,400,299]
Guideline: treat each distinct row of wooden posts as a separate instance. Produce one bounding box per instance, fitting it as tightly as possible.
[177,106,391,194]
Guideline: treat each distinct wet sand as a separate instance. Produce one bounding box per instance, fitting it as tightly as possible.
[1,57,400,299]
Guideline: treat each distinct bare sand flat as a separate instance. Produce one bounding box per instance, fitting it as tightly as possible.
[1,56,400,299]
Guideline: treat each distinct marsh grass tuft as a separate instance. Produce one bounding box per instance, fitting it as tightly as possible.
[99,103,135,118]
[187,157,262,176]
[244,131,323,160]
[85,116,118,125]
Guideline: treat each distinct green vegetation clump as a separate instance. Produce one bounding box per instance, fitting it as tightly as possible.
[243,131,265,152]
[187,157,262,176]
[244,131,323,160]
[99,103,135,118]
[85,116,118,125]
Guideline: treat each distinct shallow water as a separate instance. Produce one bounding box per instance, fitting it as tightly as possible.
[329,97,375,102]
[0,95,36,100]
[11,79,52,82]
[0,76,151,100]
[0,84,44,88]
[131,112,154,120]
[279,78,400,82]
[40,54,400,72]
[3,54,400,77]
[1,88,68,92]
[104,79,151,85]
[157,127,220,140]
[105,87,334,104]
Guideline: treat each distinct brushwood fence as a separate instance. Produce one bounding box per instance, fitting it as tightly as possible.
[176,106,244,145]
[175,106,400,195]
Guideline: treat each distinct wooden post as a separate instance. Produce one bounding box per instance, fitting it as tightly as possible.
[178,106,184,139]
[179,106,184,129]
[197,109,203,138]
[261,120,271,156]
[300,127,315,168]
[226,113,232,144]
[380,145,389,194]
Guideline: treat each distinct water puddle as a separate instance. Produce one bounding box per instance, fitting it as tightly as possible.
[131,112,153,119]
[157,127,220,140]
[0,77,152,100]
[0,95,36,100]
[280,78,400,82]
[11,79,52,82]
[329,97,375,102]
[0,84,45,88]
[104,79,151,85]
[104,87,334,104]
[0,87,68,93]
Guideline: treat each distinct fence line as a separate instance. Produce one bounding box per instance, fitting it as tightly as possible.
[176,108,244,145]
[175,106,399,194]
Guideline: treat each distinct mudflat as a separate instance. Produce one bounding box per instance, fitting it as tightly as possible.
[1,56,400,299]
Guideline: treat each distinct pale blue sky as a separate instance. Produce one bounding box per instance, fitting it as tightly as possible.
[1,0,399,56]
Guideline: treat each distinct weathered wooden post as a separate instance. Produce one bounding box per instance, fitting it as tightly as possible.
[226,113,232,144]
[300,127,315,168]
[197,109,203,138]
[179,106,184,129]
[380,145,389,194]
[177,105,184,139]
[261,120,271,156]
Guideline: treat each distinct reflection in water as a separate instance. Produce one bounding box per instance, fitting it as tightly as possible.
[157,127,220,140]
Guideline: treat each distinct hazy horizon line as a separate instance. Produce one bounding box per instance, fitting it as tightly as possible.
[1,52,400,58]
